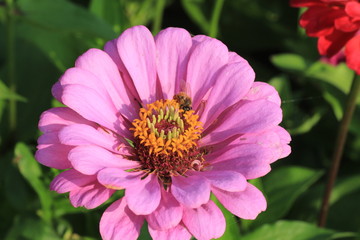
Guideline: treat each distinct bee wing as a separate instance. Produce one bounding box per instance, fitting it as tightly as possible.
[179,79,192,97]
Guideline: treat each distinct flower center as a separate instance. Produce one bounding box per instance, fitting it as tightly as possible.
[131,99,204,184]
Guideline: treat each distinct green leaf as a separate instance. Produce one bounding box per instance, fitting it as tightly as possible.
[122,0,157,27]
[323,90,343,120]
[14,142,53,223]
[246,166,323,228]
[17,0,115,39]
[304,62,356,119]
[181,0,210,33]
[4,162,31,211]
[241,220,352,240]
[5,216,60,240]
[288,174,360,230]
[16,0,116,70]
[89,0,125,34]
[271,53,308,73]
[306,62,354,95]
[0,80,26,101]
[269,75,324,135]
[288,111,323,135]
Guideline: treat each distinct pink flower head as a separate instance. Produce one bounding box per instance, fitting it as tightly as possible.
[36,26,291,240]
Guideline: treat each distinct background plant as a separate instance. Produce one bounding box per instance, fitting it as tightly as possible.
[0,0,359,239]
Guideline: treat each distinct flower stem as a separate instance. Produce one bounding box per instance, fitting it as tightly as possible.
[152,0,166,35]
[209,0,225,38]
[6,0,16,133]
[318,74,360,227]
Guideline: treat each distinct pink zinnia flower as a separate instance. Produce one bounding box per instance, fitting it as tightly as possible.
[36,25,291,240]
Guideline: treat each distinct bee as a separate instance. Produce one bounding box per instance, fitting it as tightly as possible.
[173,80,192,112]
[173,92,192,112]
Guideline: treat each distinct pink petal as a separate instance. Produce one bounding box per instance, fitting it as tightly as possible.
[117,25,157,104]
[126,174,161,215]
[59,67,109,98]
[61,84,130,138]
[225,129,290,164]
[201,99,282,145]
[75,48,138,121]
[146,188,183,230]
[199,170,247,192]
[50,169,96,193]
[69,182,115,209]
[69,145,139,175]
[100,198,144,240]
[275,126,292,159]
[148,224,191,240]
[186,38,229,109]
[200,62,255,129]
[39,107,94,133]
[58,124,130,154]
[243,82,281,105]
[37,131,59,145]
[192,35,213,45]
[104,39,140,104]
[51,81,63,103]
[212,183,267,220]
[36,135,72,169]
[171,175,210,208]
[97,168,144,190]
[182,200,225,240]
[228,51,247,64]
[155,27,192,99]
[207,144,272,179]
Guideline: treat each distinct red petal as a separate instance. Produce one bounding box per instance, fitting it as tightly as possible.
[318,29,356,56]
[335,15,359,32]
[290,0,324,7]
[300,7,345,37]
[345,35,360,74]
[345,1,360,21]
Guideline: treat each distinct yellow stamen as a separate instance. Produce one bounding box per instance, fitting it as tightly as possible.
[131,99,202,156]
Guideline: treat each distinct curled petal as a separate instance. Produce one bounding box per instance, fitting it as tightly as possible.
[182,200,225,240]
[50,169,96,193]
[171,175,211,208]
[126,173,161,215]
[36,134,72,169]
[212,183,267,220]
[148,224,191,240]
[199,170,247,192]
[146,188,183,230]
[39,107,94,133]
[69,183,114,209]
[100,198,144,240]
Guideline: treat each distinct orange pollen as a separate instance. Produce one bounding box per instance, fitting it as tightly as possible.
[130,99,203,157]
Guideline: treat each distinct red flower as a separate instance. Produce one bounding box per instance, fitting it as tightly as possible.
[291,0,360,74]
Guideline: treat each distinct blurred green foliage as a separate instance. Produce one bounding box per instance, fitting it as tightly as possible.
[0,0,359,239]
